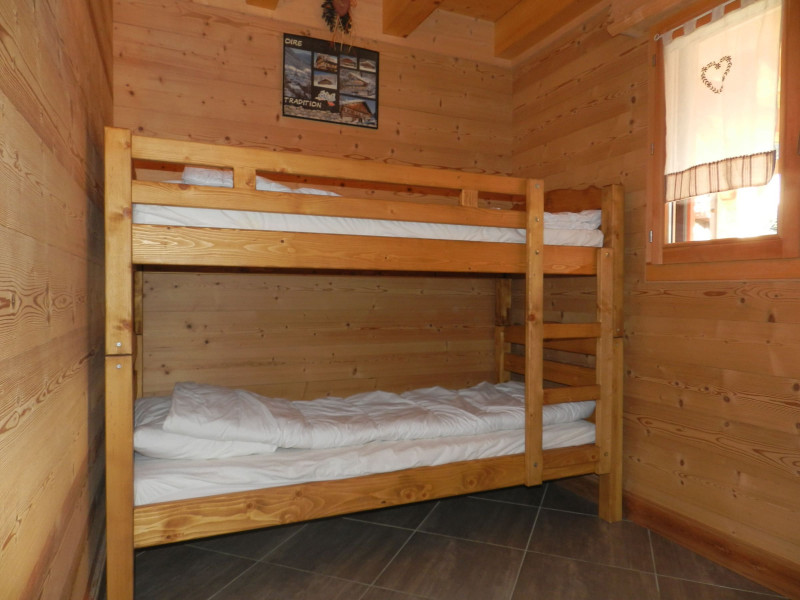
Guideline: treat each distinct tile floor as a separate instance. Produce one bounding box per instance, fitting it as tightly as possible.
[132,483,785,599]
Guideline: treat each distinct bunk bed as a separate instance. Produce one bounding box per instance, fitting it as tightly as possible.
[104,126,624,600]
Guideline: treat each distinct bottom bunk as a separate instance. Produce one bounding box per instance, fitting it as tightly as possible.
[129,374,612,547]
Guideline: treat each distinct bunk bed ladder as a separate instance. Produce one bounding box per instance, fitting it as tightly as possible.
[498,183,624,523]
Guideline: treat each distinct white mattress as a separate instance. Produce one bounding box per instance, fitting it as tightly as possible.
[132,167,604,247]
[132,204,604,247]
[134,420,595,506]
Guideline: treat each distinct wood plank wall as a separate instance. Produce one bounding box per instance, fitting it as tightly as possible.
[512,8,800,596]
[113,0,513,399]
[113,0,511,172]
[0,1,111,599]
[142,272,498,398]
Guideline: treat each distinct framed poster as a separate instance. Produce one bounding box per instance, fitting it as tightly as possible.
[283,33,379,129]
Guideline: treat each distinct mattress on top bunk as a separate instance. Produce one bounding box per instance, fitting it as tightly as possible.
[132,167,605,247]
[132,380,597,506]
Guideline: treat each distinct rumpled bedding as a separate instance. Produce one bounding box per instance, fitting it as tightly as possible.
[134,381,595,460]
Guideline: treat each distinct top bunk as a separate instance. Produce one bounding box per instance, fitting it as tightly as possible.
[104,127,614,277]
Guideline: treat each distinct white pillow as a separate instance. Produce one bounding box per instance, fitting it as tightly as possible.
[163,382,310,446]
[133,395,278,459]
[181,166,339,195]
[494,381,596,424]
[543,210,602,230]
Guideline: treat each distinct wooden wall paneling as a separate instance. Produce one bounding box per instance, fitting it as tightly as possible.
[512,5,800,594]
[113,0,513,173]
[623,408,800,558]
[626,315,800,379]
[625,356,800,436]
[141,272,497,398]
[114,0,516,410]
[514,40,647,150]
[0,0,110,596]
[628,280,800,323]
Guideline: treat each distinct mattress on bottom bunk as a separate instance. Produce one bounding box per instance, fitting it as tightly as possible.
[132,380,596,506]
[134,422,594,506]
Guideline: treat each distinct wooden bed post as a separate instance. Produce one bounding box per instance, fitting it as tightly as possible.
[525,179,545,486]
[596,183,625,522]
[598,338,624,522]
[104,126,136,600]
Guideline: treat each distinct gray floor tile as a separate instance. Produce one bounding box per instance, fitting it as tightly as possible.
[542,482,598,515]
[528,508,654,572]
[419,495,537,548]
[512,552,659,600]
[265,518,411,583]
[360,588,430,600]
[190,522,305,560]
[468,484,547,506]
[375,532,524,600]
[209,562,369,599]
[131,493,787,600]
[134,544,255,600]
[347,499,438,529]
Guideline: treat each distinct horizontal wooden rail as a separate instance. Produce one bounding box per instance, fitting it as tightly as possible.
[132,225,527,274]
[542,444,600,479]
[133,455,526,547]
[132,181,527,229]
[543,384,600,404]
[504,323,601,343]
[543,338,597,355]
[543,360,596,386]
[131,133,529,196]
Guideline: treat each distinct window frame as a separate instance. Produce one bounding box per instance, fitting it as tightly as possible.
[646,0,800,281]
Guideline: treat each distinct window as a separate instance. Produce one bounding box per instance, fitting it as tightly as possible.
[647,0,800,279]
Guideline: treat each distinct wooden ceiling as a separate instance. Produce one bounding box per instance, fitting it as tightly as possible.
[382,0,608,59]
[246,0,661,60]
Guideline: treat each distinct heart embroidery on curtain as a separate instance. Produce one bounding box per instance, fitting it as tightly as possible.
[700,56,733,93]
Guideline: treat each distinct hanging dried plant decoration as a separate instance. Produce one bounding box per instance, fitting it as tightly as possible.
[322,0,355,35]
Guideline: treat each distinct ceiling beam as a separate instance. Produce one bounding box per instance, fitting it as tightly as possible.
[607,0,686,36]
[246,0,279,8]
[383,0,441,37]
[494,0,607,59]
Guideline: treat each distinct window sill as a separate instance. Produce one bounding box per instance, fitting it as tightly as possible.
[646,257,800,281]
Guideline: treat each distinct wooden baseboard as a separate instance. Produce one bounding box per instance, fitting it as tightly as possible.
[625,491,800,599]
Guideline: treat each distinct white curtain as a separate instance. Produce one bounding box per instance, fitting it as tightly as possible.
[662,0,782,202]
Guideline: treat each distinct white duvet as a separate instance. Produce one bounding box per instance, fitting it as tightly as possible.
[132,381,598,505]
[135,381,596,460]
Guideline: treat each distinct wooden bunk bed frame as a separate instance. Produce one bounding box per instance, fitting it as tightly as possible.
[104,126,624,599]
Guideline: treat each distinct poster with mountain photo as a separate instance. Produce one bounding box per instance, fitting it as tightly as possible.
[283,33,378,129]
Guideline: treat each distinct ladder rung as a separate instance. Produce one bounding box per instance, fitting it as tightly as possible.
[502,323,602,344]
[543,384,600,405]
[543,338,597,355]
[543,360,596,386]
[543,322,601,339]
